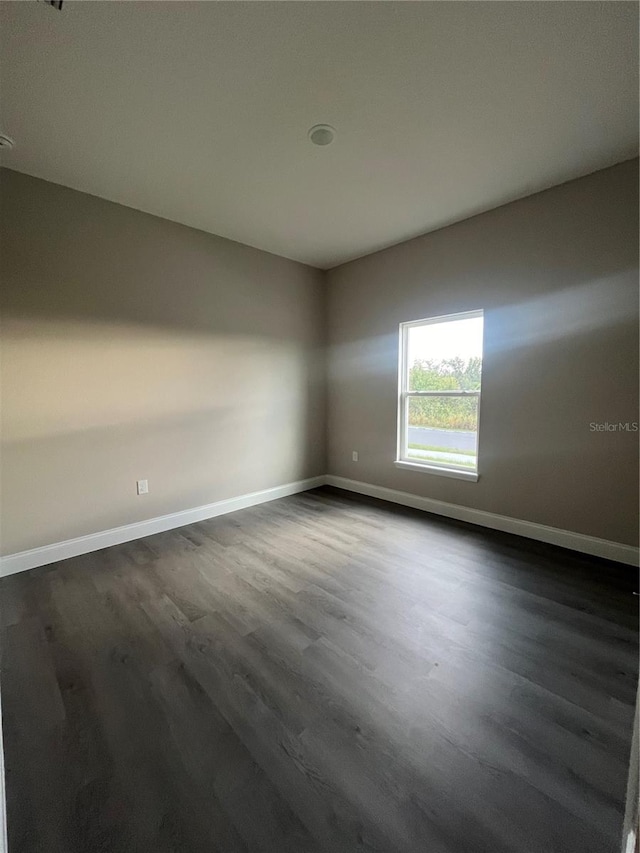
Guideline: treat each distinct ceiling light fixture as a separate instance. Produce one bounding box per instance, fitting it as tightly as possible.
[308,125,336,146]
[0,134,15,150]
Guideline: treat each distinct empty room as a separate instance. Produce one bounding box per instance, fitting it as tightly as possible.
[0,2,638,852]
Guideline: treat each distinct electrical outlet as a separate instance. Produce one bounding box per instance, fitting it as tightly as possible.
[352,451,358,462]
[137,479,149,495]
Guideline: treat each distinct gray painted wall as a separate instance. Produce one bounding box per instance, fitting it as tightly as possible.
[0,170,325,555]
[326,160,639,546]
[2,161,638,556]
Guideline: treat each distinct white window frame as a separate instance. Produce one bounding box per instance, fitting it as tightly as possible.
[395,309,483,482]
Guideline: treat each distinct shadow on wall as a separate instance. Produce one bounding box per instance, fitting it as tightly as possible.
[2,318,320,444]
[329,277,639,476]
[0,170,326,555]
[0,316,325,555]
[326,158,639,546]
[0,169,322,340]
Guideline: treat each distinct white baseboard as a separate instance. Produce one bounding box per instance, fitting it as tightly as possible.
[1,472,637,576]
[0,476,326,578]
[325,475,639,567]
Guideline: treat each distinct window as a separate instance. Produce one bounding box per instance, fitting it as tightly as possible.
[396,310,484,481]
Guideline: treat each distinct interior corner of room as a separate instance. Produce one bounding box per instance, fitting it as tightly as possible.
[0,3,638,853]
[2,159,638,570]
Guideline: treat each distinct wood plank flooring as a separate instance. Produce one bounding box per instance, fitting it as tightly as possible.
[0,486,637,853]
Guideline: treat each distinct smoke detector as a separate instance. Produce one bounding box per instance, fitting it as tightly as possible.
[0,134,15,150]
[308,125,336,146]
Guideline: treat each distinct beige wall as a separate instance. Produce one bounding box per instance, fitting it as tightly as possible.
[327,159,639,546]
[2,161,638,557]
[0,169,325,555]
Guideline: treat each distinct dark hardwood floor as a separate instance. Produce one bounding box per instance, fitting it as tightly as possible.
[0,486,637,853]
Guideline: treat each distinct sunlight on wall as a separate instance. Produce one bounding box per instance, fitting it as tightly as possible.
[0,317,321,555]
[487,273,637,354]
[329,272,637,386]
[2,318,305,442]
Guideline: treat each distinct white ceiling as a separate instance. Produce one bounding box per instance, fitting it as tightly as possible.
[1,1,637,269]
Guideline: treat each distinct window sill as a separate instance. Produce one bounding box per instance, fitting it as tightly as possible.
[394,460,479,482]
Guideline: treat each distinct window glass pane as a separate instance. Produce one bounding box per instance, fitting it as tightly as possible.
[406,396,478,469]
[407,316,483,392]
